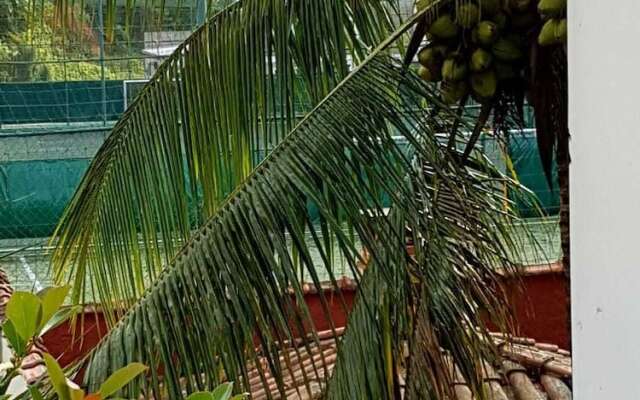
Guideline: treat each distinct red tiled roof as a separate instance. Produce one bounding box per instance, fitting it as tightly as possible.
[243,329,572,400]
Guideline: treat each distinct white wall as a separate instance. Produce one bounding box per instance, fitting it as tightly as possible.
[570,1,640,398]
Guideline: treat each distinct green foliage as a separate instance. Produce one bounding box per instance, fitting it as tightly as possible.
[44,352,146,400]
[50,0,398,324]
[6,292,42,341]
[0,0,145,82]
[1,320,26,358]
[43,353,79,400]
[80,47,534,399]
[0,286,72,397]
[38,286,70,332]
[97,363,148,398]
[186,383,246,400]
[3,286,70,342]
[46,1,546,399]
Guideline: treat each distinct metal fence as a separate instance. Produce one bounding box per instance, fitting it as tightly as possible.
[0,0,560,291]
[0,0,208,288]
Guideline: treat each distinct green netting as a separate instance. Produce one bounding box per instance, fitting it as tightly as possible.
[1,81,124,124]
[0,0,228,129]
[0,0,560,291]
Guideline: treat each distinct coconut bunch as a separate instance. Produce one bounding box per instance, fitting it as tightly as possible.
[415,0,566,105]
[537,0,567,46]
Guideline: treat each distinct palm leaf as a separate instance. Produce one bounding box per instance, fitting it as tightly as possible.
[79,41,533,398]
[50,0,399,321]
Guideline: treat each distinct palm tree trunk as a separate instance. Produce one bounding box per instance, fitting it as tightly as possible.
[531,44,570,346]
[556,134,570,347]
[553,46,570,348]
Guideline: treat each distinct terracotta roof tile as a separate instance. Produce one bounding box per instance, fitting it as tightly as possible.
[243,329,572,400]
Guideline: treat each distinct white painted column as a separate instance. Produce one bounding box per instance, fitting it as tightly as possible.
[570,1,640,398]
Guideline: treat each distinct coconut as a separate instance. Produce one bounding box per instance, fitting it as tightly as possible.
[418,45,447,68]
[511,11,539,31]
[470,70,498,98]
[470,48,493,71]
[441,80,468,104]
[538,0,566,19]
[442,58,468,81]
[492,12,509,31]
[492,38,524,61]
[475,20,499,45]
[538,18,567,46]
[456,4,480,29]
[510,0,531,12]
[428,14,459,39]
[495,61,518,80]
[418,65,442,82]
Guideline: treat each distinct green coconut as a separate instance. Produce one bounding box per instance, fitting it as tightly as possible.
[470,48,493,71]
[538,18,567,46]
[416,0,436,11]
[441,80,468,104]
[492,37,524,61]
[511,11,539,31]
[429,14,459,39]
[417,45,448,68]
[442,58,468,81]
[492,12,509,31]
[510,0,531,12]
[475,20,499,45]
[470,70,498,98]
[418,65,442,82]
[456,3,480,29]
[538,0,566,18]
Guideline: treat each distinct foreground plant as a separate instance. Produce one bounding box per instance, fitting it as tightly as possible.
[186,383,246,400]
[0,286,71,396]
[0,287,147,399]
[41,355,146,400]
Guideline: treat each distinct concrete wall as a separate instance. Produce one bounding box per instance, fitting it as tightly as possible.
[0,128,107,162]
[570,1,640,397]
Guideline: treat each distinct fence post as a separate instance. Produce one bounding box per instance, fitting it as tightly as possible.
[196,0,207,25]
[97,0,107,126]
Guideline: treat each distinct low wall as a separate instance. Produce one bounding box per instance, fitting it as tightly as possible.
[42,264,570,368]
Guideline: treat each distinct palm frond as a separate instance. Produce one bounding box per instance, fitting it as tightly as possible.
[80,48,532,399]
[50,0,399,320]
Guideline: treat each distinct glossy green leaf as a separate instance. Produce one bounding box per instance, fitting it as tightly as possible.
[43,353,70,400]
[209,382,233,400]
[37,285,70,332]
[40,305,81,336]
[186,392,215,400]
[68,380,86,400]
[6,292,42,341]
[2,320,27,357]
[98,363,148,398]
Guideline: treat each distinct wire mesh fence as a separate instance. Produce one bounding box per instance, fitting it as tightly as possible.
[0,0,560,291]
[0,0,212,128]
[0,0,212,288]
